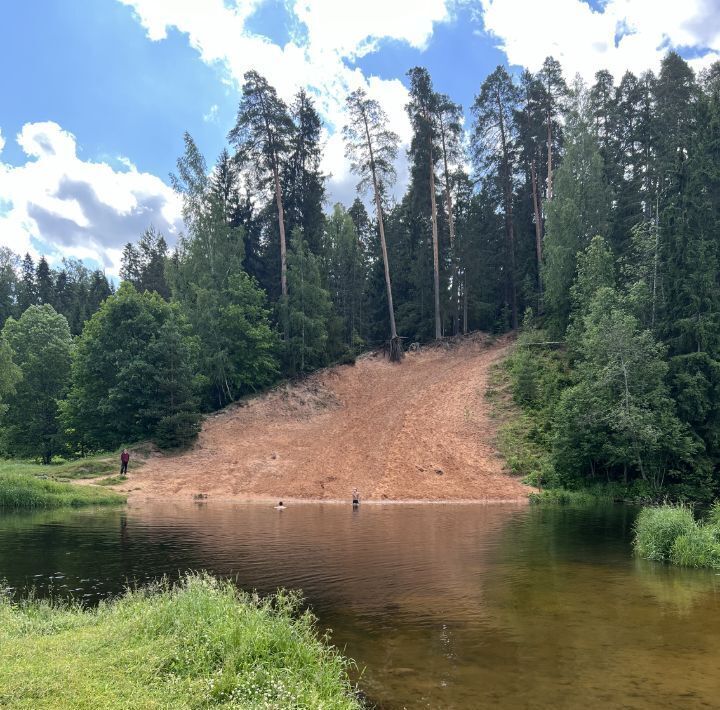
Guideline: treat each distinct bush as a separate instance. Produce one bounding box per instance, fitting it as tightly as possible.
[670,526,720,569]
[633,505,697,562]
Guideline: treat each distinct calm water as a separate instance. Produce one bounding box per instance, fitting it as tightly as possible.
[1,502,719,709]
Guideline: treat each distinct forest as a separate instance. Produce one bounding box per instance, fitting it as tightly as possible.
[1,51,719,499]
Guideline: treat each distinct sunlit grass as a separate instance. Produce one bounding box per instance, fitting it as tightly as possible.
[0,573,362,709]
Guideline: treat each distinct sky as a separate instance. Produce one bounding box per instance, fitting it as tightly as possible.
[1,0,719,277]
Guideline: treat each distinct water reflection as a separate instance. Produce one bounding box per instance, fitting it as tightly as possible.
[1,502,718,708]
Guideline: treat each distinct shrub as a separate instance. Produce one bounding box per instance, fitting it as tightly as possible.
[633,505,696,562]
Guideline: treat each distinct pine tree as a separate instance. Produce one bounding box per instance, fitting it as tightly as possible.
[17,253,36,314]
[284,90,326,256]
[36,257,54,305]
[472,66,521,328]
[407,66,442,339]
[229,71,294,303]
[344,88,403,360]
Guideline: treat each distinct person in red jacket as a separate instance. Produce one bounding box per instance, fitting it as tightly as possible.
[120,449,130,477]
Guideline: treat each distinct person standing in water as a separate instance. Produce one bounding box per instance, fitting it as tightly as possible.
[120,449,130,477]
[352,488,360,506]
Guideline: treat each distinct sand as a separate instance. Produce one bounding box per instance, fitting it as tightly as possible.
[119,333,530,503]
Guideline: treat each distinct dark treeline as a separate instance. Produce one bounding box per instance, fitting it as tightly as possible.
[1,52,720,501]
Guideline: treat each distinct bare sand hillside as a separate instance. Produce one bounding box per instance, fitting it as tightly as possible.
[118,334,530,502]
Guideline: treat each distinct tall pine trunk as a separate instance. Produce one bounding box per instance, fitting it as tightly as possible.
[546,110,554,200]
[362,113,401,360]
[439,118,457,336]
[429,145,441,339]
[531,158,544,311]
[272,165,288,299]
[497,94,518,329]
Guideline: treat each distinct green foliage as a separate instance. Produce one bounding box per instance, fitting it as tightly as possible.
[543,90,610,336]
[283,228,333,375]
[633,505,697,561]
[0,573,361,709]
[169,136,279,407]
[0,471,125,509]
[64,284,200,451]
[670,525,720,569]
[1,305,73,463]
[707,500,720,526]
[0,334,20,419]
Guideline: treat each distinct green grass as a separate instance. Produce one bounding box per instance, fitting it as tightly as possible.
[633,504,720,569]
[0,453,118,481]
[95,475,127,487]
[527,488,613,505]
[0,573,362,709]
[0,472,125,509]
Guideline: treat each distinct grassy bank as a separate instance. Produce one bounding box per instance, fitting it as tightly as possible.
[0,446,151,482]
[0,471,125,509]
[0,574,361,709]
[633,504,720,569]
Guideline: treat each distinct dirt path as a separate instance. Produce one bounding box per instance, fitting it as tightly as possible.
[121,334,529,502]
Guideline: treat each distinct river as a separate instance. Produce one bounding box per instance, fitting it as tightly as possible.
[1,502,718,708]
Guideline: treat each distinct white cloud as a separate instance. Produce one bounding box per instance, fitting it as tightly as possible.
[118,0,453,204]
[0,128,5,155]
[479,0,720,81]
[203,104,220,123]
[0,122,183,276]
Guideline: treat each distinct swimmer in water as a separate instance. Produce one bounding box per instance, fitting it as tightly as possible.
[352,488,360,506]
[274,501,286,509]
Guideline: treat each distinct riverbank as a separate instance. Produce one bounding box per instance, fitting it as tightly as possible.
[109,335,532,503]
[0,573,361,709]
[0,471,125,508]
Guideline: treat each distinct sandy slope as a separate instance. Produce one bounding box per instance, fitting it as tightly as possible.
[120,334,530,502]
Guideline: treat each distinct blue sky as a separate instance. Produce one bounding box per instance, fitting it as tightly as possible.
[1,0,718,274]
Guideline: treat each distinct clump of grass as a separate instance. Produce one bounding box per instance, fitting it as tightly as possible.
[633,503,720,569]
[670,526,720,569]
[528,488,608,505]
[633,505,697,562]
[0,573,362,709]
[0,472,125,509]
[95,475,127,487]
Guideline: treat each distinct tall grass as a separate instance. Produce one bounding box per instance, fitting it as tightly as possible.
[633,504,720,569]
[0,471,125,509]
[0,573,362,709]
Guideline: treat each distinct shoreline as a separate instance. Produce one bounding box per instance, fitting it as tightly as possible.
[125,493,531,505]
